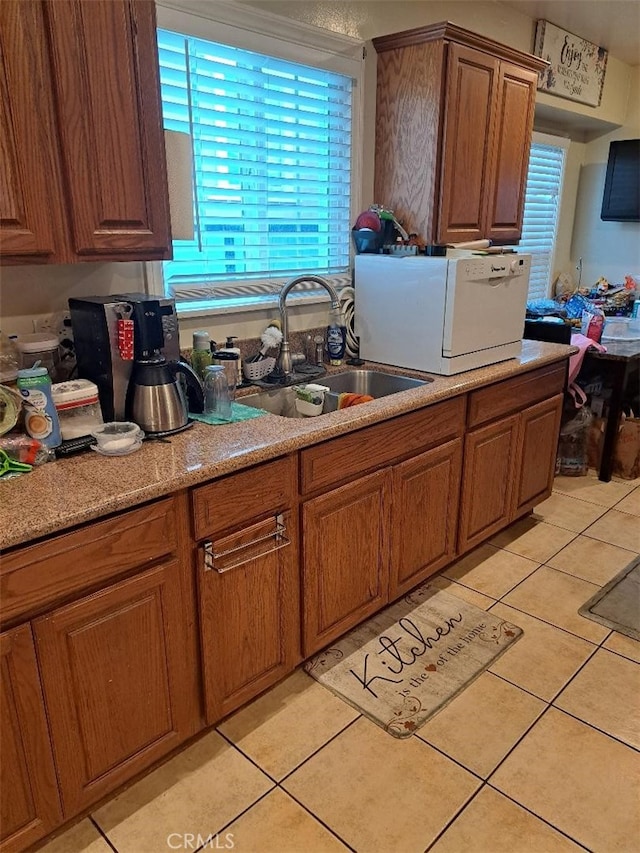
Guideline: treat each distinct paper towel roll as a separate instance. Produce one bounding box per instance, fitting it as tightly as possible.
[164,130,194,241]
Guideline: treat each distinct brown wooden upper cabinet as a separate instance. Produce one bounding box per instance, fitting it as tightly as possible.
[372,23,546,246]
[0,0,171,265]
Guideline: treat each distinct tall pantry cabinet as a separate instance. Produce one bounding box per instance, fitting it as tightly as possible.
[372,23,547,246]
[0,0,171,264]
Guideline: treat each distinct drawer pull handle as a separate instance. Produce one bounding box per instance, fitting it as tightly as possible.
[203,514,289,572]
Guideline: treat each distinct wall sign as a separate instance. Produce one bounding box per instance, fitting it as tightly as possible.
[534,20,608,107]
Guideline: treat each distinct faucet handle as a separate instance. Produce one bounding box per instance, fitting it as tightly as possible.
[314,335,325,366]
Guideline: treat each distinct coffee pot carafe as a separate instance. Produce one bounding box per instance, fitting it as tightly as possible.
[127,356,203,435]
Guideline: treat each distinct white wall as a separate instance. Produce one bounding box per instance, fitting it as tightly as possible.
[1,0,636,342]
[570,67,640,288]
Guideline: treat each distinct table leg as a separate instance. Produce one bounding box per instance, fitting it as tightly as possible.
[598,360,629,482]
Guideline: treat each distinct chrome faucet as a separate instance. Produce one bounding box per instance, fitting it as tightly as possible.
[277,275,342,379]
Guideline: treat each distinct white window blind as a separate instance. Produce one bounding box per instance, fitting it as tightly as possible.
[157,26,355,307]
[517,135,568,300]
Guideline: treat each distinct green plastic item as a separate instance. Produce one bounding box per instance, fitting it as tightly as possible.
[0,449,33,477]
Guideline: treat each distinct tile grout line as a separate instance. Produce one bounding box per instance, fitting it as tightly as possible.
[482,781,593,852]
[89,816,119,853]
[190,787,275,853]
[486,590,613,646]
[490,524,582,565]
[276,714,362,787]
[421,783,485,852]
[214,727,280,786]
[548,703,640,756]
[216,710,362,792]
[272,786,358,852]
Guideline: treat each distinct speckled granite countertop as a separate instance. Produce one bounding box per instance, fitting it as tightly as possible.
[0,340,575,551]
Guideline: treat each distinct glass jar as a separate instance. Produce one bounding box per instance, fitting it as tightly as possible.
[0,332,20,387]
[16,333,62,382]
[203,365,232,420]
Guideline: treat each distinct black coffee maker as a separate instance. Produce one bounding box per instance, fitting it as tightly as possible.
[70,293,181,422]
[126,300,204,436]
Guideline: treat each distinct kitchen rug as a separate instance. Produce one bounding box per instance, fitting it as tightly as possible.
[578,557,640,641]
[304,582,522,738]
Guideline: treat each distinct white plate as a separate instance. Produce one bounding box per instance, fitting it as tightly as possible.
[91,439,143,457]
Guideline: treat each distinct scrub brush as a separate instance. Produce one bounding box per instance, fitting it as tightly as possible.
[245,324,283,365]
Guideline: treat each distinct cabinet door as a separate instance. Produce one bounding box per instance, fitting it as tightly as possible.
[512,394,563,518]
[390,438,463,599]
[198,511,301,725]
[485,61,538,243]
[1,625,62,853]
[438,44,499,244]
[0,1,61,261]
[33,561,195,818]
[44,0,171,259]
[302,470,391,656]
[458,414,519,554]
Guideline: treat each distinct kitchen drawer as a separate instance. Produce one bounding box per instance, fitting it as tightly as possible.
[0,497,178,627]
[192,455,297,540]
[300,397,465,495]
[467,362,566,428]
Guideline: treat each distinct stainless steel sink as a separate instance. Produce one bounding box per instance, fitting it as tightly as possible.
[321,369,430,397]
[240,369,430,419]
[240,386,338,418]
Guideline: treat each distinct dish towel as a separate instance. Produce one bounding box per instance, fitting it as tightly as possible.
[190,402,268,425]
[337,393,374,410]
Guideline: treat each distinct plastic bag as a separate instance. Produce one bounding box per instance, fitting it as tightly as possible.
[556,404,593,476]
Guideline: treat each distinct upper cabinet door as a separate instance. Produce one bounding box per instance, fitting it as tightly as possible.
[0,1,61,260]
[438,44,499,245]
[485,61,538,244]
[44,0,171,259]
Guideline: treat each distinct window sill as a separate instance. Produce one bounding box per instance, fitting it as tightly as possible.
[173,289,337,320]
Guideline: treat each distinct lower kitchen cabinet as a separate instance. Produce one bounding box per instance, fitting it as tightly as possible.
[302,469,391,656]
[458,414,520,553]
[0,625,62,853]
[389,438,463,599]
[33,561,196,818]
[192,455,301,724]
[197,510,301,724]
[512,394,564,517]
[300,399,466,656]
[458,364,566,554]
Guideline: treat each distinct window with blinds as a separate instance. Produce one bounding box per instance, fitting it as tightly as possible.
[517,137,568,300]
[157,27,354,307]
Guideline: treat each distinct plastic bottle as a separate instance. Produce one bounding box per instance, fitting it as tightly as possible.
[16,367,62,448]
[191,331,213,381]
[218,336,243,384]
[326,308,347,366]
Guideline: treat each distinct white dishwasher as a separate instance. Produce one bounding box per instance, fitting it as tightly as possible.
[354,251,531,375]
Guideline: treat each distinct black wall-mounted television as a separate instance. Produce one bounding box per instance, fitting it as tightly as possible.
[600,139,640,222]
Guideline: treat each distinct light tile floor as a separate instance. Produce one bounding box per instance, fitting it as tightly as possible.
[40,472,640,853]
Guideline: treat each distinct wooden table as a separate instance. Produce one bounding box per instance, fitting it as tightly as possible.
[583,339,640,481]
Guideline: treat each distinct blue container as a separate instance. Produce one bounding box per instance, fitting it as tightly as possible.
[16,367,62,447]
